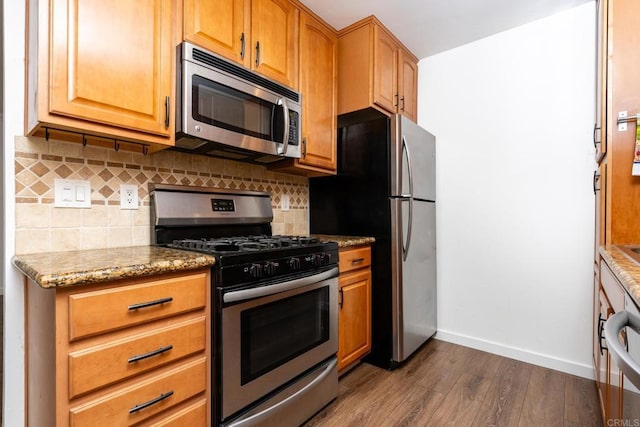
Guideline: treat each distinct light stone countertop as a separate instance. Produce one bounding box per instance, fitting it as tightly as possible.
[311,234,375,248]
[12,246,216,289]
[600,246,640,308]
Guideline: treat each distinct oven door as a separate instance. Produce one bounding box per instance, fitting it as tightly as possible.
[220,267,338,421]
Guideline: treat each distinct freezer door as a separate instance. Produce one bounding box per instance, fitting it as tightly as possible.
[391,115,436,201]
[391,198,437,363]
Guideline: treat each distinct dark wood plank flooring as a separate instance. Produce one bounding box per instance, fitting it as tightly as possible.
[305,339,602,427]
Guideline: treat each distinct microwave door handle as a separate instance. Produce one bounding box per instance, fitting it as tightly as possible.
[277,97,290,155]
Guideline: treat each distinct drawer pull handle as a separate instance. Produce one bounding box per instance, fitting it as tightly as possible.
[128,297,173,311]
[351,258,365,264]
[128,345,174,364]
[129,390,174,414]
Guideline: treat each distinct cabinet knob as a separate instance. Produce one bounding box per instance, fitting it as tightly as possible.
[255,41,261,67]
[240,32,245,59]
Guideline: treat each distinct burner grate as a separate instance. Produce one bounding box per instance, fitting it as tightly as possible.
[168,235,320,255]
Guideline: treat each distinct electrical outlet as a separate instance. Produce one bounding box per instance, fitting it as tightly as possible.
[120,184,139,210]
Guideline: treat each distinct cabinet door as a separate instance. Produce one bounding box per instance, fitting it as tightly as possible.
[398,49,418,122]
[251,0,299,88]
[595,0,607,161]
[372,25,398,115]
[609,331,623,421]
[298,12,337,172]
[597,289,611,416]
[594,163,606,258]
[594,278,606,416]
[338,269,371,371]
[49,0,174,136]
[183,0,249,67]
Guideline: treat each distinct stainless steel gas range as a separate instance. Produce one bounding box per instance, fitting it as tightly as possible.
[151,184,338,427]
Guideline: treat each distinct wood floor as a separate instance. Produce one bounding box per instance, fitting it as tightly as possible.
[305,339,602,427]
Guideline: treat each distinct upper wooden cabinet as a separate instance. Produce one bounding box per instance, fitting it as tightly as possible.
[183,0,248,65]
[337,16,418,121]
[399,50,419,122]
[371,26,398,115]
[270,7,337,176]
[596,0,640,246]
[594,0,608,162]
[26,0,176,153]
[183,0,299,89]
[251,0,299,88]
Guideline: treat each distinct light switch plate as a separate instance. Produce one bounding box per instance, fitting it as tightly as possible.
[281,194,290,211]
[54,179,91,208]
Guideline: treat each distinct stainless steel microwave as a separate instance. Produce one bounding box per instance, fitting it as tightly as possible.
[175,42,301,163]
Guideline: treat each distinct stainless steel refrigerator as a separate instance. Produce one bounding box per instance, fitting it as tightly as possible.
[309,114,436,369]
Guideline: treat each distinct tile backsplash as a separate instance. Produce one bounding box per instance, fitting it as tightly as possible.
[14,136,309,254]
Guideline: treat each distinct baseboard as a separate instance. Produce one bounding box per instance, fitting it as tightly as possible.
[435,329,595,380]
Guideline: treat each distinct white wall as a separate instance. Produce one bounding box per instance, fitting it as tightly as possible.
[419,2,596,378]
[3,0,25,424]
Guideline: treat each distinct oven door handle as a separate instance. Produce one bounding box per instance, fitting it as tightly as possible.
[223,267,339,304]
[604,310,640,389]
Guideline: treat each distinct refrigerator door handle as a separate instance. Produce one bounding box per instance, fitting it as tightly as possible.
[402,136,414,261]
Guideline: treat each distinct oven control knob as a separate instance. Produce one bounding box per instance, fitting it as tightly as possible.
[263,261,277,276]
[311,254,323,267]
[288,257,301,271]
[249,263,263,279]
[320,253,331,265]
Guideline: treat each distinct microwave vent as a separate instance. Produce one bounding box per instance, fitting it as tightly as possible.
[192,48,300,103]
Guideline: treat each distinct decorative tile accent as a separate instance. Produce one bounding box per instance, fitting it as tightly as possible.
[15,136,310,254]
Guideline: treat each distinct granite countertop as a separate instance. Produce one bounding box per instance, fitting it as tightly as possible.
[12,246,216,289]
[311,234,375,248]
[600,246,640,307]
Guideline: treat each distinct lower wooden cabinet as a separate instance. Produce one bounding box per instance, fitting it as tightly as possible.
[25,269,211,427]
[337,246,372,371]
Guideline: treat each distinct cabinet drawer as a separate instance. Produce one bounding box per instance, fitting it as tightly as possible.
[147,398,207,426]
[69,317,206,398]
[69,357,207,426]
[339,247,371,273]
[68,272,207,340]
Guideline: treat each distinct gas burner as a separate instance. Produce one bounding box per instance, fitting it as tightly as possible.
[236,242,265,251]
[270,236,320,246]
[169,239,242,253]
[168,235,324,255]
